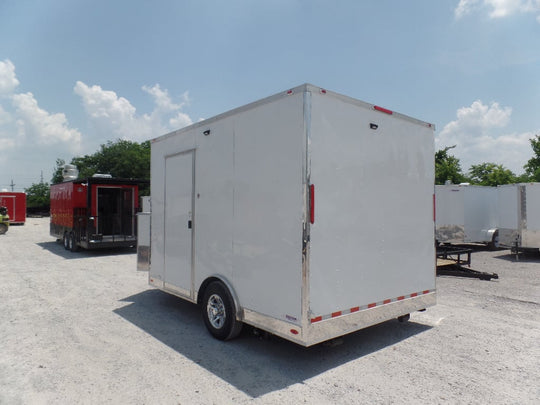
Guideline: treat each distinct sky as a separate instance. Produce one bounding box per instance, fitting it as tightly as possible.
[0,0,539,191]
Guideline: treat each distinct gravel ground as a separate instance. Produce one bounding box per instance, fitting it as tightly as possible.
[0,217,539,404]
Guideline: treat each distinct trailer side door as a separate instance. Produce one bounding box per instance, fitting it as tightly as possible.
[164,150,195,297]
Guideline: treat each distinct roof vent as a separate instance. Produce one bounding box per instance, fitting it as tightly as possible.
[62,164,79,181]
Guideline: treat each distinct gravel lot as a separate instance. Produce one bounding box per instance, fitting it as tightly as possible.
[1,217,539,404]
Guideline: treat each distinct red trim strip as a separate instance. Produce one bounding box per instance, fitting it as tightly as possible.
[310,184,315,224]
[374,105,393,115]
[310,290,434,323]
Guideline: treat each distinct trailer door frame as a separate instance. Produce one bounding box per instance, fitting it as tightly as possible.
[163,150,195,299]
[95,185,136,237]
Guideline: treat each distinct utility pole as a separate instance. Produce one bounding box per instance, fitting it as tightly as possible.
[10,179,15,192]
[40,171,44,184]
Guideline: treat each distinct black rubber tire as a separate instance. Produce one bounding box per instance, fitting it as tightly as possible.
[69,232,79,252]
[202,281,242,341]
[488,230,499,251]
[398,314,410,323]
[0,223,7,235]
[63,232,70,250]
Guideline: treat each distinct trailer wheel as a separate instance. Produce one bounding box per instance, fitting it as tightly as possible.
[63,232,70,250]
[202,281,242,341]
[69,232,79,252]
[398,314,410,323]
[488,230,499,251]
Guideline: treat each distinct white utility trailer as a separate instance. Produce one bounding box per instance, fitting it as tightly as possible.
[140,84,436,346]
[435,184,498,248]
[498,183,540,252]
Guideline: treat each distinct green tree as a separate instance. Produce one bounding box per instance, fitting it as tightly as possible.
[435,146,466,185]
[468,163,516,186]
[523,135,540,181]
[51,158,65,184]
[25,181,50,209]
[71,139,150,180]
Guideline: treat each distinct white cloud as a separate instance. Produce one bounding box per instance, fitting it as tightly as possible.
[1,60,81,154]
[0,105,12,126]
[0,60,20,94]
[11,92,82,150]
[455,0,540,21]
[142,84,187,112]
[436,100,535,174]
[74,81,193,142]
[1,59,193,190]
[142,84,193,131]
[455,0,480,18]
[0,60,84,190]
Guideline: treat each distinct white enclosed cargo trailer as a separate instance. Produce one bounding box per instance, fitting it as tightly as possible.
[498,183,540,251]
[435,184,498,247]
[141,84,436,346]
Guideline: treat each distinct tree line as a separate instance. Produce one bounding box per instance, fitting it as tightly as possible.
[22,134,540,210]
[24,139,150,211]
[436,135,540,186]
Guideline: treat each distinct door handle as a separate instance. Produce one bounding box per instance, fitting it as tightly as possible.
[188,220,192,229]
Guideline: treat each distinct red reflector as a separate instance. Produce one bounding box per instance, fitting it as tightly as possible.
[290,329,299,335]
[368,303,376,309]
[320,88,327,94]
[287,90,293,95]
[397,296,405,301]
[383,299,391,304]
[331,311,342,318]
[351,307,360,313]
[374,105,393,115]
[410,293,418,297]
[310,184,315,224]
[311,316,322,323]
[423,290,430,295]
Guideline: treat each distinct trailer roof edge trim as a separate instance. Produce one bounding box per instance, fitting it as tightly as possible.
[52,177,149,186]
[151,83,435,144]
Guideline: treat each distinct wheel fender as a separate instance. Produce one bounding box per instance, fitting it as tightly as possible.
[484,228,499,247]
[482,228,499,247]
[199,275,243,322]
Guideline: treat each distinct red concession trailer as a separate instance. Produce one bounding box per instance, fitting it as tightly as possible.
[50,177,144,251]
[0,192,26,224]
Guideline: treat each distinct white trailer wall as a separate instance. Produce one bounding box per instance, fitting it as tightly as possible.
[308,91,435,318]
[435,185,498,245]
[523,185,540,248]
[498,183,540,249]
[151,91,305,324]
